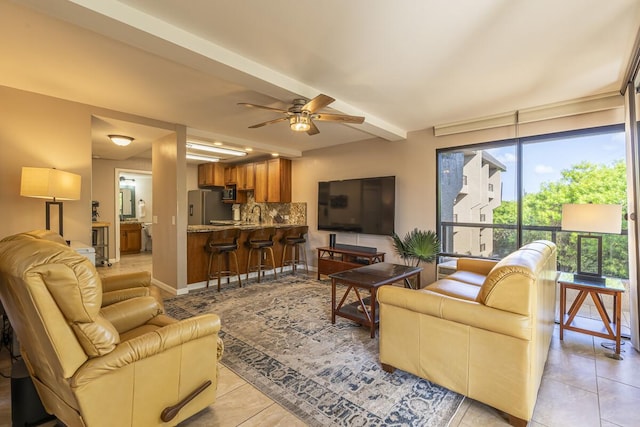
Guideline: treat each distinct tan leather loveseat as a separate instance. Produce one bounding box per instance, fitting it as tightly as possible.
[0,231,224,426]
[378,241,557,427]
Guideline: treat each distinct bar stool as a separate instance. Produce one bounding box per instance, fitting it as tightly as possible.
[245,227,277,282]
[280,226,309,275]
[205,228,242,291]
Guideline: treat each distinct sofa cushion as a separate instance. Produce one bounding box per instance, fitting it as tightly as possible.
[447,270,486,287]
[427,278,482,301]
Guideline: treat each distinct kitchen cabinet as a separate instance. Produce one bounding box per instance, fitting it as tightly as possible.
[120,222,142,254]
[237,163,255,191]
[224,165,238,185]
[198,163,224,187]
[254,158,291,202]
[267,158,291,202]
[254,161,268,202]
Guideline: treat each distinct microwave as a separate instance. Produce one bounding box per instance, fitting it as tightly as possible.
[222,187,236,200]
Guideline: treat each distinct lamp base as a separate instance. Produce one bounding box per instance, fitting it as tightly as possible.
[573,273,606,285]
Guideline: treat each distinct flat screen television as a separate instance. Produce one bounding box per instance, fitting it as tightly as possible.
[318,176,395,236]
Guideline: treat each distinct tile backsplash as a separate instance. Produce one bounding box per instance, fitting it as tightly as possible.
[240,193,307,225]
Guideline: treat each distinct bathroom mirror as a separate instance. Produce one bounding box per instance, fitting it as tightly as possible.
[119,179,136,219]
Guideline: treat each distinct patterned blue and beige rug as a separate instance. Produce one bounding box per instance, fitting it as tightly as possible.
[165,275,463,426]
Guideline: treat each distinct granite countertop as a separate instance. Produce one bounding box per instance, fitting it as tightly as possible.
[187,222,306,233]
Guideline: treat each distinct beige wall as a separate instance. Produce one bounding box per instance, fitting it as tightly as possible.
[0,85,93,243]
[0,85,186,291]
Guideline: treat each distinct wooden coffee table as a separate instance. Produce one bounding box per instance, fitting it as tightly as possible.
[329,262,422,338]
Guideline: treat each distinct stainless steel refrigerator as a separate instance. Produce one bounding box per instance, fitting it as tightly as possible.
[188,189,232,225]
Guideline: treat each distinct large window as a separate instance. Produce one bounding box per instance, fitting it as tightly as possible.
[437,124,628,278]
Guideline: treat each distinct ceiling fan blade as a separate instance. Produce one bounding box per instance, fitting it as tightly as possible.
[248,117,288,129]
[302,94,335,113]
[238,102,288,114]
[313,113,365,124]
[307,120,320,135]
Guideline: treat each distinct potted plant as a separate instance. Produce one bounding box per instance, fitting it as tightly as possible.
[391,228,440,289]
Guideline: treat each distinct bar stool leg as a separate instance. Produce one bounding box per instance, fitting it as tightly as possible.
[298,242,309,273]
[230,251,242,288]
[206,252,214,288]
[217,252,223,292]
[266,247,277,279]
[246,247,254,282]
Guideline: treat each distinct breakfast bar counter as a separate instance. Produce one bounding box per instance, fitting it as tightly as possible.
[187,223,306,284]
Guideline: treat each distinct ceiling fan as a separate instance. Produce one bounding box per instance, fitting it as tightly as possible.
[238,94,365,135]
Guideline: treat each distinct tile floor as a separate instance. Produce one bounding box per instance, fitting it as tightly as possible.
[0,253,638,426]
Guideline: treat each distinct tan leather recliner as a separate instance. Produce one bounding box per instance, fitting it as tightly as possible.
[378,241,557,427]
[1,230,165,310]
[0,232,223,426]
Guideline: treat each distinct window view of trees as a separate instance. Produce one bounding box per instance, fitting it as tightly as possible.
[438,125,628,278]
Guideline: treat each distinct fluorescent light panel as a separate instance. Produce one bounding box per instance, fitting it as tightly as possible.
[186,141,247,156]
[186,153,220,162]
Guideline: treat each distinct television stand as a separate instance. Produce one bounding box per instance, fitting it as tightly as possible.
[317,246,385,279]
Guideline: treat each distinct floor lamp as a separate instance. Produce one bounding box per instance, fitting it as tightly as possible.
[561,204,622,284]
[20,167,81,237]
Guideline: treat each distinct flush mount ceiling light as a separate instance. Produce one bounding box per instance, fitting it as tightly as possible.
[108,135,134,146]
[186,153,220,162]
[186,141,247,157]
[289,113,311,132]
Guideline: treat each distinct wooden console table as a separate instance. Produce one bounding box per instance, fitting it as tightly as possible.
[557,272,625,359]
[317,246,385,279]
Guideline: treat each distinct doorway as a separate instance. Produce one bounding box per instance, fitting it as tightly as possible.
[115,169,153,262]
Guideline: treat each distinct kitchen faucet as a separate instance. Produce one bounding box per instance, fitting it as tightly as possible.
[252,205,262,223]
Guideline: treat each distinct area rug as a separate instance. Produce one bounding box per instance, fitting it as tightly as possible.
[165,275,464,426]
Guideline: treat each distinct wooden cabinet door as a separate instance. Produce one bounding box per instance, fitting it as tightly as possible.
[244,162,255,190]
[254,161,268,202]
[225,166,238,185]
[267,158,292,202]
[198,163,224,187]
[120,224,141,254]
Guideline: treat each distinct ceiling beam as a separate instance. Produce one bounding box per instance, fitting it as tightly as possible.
[23,0,407,141]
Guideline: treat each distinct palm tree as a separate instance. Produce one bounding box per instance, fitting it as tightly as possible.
[391,228,440,289]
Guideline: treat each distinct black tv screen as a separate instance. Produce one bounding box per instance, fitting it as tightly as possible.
[318,176,395,236]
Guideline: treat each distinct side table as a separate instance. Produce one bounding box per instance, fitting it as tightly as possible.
[557,272,626,359]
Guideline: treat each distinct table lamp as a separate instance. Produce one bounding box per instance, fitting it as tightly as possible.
[561,203,622,283]
[20,167,81,236]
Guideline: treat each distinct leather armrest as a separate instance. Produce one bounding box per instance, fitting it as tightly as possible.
[100,296,163,334]
[102,288,150,307]
[71,314,221,387]
[101,271,151,293]
[456,258,498,276]
[378,285,531,340]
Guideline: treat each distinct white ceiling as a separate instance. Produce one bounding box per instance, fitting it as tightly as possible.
[2,0,640,162]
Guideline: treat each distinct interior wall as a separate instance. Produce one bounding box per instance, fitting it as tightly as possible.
[152,129,186,292]
[0,85,92,243]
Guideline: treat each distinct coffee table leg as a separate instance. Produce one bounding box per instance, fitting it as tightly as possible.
[331,278,336,324]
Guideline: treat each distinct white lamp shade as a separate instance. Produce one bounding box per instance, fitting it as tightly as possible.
[20,167,81,200]
[561,204,622,234]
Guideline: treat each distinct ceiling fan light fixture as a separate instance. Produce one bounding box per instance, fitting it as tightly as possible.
[186,141,247,156]
[290,114,311,132]
[108,135,134,146]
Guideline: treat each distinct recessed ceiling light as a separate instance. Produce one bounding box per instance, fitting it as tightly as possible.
[271,153,279,157]
[213,142,223,146]
[245,147,253,152]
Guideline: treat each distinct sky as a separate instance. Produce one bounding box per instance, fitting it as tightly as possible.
[487,129,626,201]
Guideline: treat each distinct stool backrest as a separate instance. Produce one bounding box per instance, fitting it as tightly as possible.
[247,227,276,242]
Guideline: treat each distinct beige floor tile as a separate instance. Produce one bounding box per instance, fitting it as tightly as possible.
[181,383,275,426]
[238,403,307,427]
[458,400,510,426]
[532,377,600,427]
[597,376,640,427]
[216,366,249,397]
[594,339,640,388]
[550,327,596,359]
[543,346,597,392]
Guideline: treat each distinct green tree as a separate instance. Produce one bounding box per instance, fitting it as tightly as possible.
[493,161,628,277]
